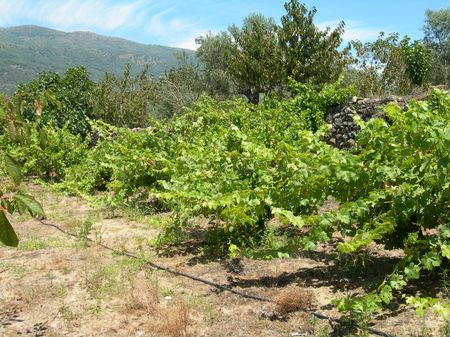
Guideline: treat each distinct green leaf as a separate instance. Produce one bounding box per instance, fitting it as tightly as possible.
[404,263,421,280]
[272,208,305,227]
[277,252,290,259]
[441,244,450,259]
[39,128,48,150]
[3,154,23,185]
[0,210,19,247]
[389,274,407,290]
[379,285,393,304]
[12,192,45,217]
[421,251,442,270]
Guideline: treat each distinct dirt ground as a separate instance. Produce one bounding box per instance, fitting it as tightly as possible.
[0,184,447,337]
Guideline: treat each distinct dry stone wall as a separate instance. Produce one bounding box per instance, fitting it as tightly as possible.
[323,96,409,149]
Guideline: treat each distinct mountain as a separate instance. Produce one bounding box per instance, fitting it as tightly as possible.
[0,25,195,94]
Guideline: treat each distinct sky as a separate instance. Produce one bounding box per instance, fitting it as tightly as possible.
[0,0,448,50]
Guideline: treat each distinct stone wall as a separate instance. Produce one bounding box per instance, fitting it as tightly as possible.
[323,96,409,149]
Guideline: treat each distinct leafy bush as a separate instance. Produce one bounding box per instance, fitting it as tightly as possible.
[312,89,450,320]
[403,40,432,85]
[2,127,87,180]
[16,66,95,136]
[91,65,155,127]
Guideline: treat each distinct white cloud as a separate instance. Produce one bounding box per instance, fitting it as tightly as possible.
[45,0,147,31]
[0,0,26,25]
[0,0,206,50]
[173,36,198,50]
[0,0,151,31]
[147,8,193,38]
[317,20,382,42]
[145,8,206,50]
[171,29,220,51]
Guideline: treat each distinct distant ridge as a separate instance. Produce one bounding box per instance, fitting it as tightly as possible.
[0,25,195,93]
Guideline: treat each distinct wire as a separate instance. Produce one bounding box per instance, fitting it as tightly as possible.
[36,218,396,337]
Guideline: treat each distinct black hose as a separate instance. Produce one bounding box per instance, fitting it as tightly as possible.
[36,218,397,337]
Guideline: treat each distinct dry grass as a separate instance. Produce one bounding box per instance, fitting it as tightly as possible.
[128,273,160,313]
[126,273,191,336]
[154,298,190,337]
[274,286,316,314]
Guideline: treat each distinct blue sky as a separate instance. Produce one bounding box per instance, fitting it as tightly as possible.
[0,0,448,50]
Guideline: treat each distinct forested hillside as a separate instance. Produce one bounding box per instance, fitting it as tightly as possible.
[0,25,195,93]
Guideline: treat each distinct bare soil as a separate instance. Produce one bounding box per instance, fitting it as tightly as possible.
[0,184,447,337]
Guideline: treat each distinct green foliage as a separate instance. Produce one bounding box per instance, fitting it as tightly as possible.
[2,126,87,179]
[227,14,284,103]
[195,32,238,100]
[349,33,413,96]
[278,1,348,86]
[91,65,155,128]
[403,40,432,86]
[16,66,95,136]
[152,54,205,119]
[423,8,450,86]
[0,99,45,247]
[2,35,450,328]
[195,1,349,102]
[321,89,450,320]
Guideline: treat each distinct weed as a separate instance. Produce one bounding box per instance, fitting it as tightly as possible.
[336,249,372,275]
[309,316,331,337]
[89,297,102,316]
[18,238,50,250]
[441,268,450,299]
[147,214,172,229]
[161,287,174,297]
[84,255,146,299]
[0,262,27,277]
[58,285,75,321]
[441,321,450,337]
[62,266,71,275]
[79,217,94,244]
[17,236,69,251]
[46,273,57,281]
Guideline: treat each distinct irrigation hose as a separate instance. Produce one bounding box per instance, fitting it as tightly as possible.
[35,218,396,337]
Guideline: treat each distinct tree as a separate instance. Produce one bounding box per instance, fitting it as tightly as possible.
[348,33,424,97]
[91,65,155,128]
[195,2,351,103]
[195,32,238,100]
[403,40,431,86]
[152,53,205,119]
[227,14,284,103]
[277,0,348,86]
[423,8,450,85]
[16,66,95,136]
